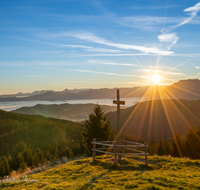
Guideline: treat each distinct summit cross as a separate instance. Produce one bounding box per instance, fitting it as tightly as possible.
[113,89,125,160]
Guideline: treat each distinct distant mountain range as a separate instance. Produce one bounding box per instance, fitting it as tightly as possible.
[0,88,89,99]
[107,99,200,140]
[1,79,200,102]
[12,103,124,122]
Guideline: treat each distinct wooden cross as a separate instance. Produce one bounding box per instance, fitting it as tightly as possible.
[113,89,125,160]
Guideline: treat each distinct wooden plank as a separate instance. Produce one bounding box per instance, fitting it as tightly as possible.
[93,138,96,161]
[91,142,114,147]
[125,147,145,153]
[97,141,118,143]
[91,142,147,148]
[92,149,114,155]
[145,141,148,165]
[124,140,144,145]
[115,152,149,156]
[92,149,149,156]
[98,148,115,150]
[113,100,125,105]
[114,141,118,165]
[116,145,147,148]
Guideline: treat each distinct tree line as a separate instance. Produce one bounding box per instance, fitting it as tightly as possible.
[121,126,200,159]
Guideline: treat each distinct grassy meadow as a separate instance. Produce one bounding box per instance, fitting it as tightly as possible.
[1,155,200,190]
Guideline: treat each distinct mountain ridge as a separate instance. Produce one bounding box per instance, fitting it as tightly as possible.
[0,79,200,102]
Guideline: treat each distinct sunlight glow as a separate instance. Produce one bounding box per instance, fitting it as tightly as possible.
[151,74,161,84]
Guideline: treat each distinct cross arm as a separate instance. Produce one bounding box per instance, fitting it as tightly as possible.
[113,100,125,105]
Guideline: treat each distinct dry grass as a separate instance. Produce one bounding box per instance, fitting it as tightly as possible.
[1,155,200,190]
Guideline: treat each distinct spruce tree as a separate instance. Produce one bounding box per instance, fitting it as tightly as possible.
[2,156,10,175]
[172,133,183,157]
[82,104,112,155]
[185,126,200,159]
[34,153,40,167]
[17,152,24,167]
[19,161,26,173]
[0,160,6,177]
[27,153,34,167]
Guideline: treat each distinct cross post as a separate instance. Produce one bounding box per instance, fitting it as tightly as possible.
[113,89,125,160]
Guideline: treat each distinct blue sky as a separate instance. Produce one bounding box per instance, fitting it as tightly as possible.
[1,0,200,94]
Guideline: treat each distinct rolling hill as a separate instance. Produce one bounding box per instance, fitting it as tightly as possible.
[12,103,122,122]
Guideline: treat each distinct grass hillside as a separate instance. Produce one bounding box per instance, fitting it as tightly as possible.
[1,155,200,189]
[107,99,200,139]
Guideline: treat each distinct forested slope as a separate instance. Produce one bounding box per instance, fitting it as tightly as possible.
[107,99,200,139]
[0,110,84,176]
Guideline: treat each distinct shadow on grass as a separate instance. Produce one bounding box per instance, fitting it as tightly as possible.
[78,171,111,190]
[90,156,154,171]
[67,164,88,177]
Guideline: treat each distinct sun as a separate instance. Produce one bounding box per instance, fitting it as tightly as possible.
[151,74,161,84]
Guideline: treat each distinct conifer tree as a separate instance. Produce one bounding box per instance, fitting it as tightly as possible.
[0,160,6,177]
[185,126,200,159]
[8,155,13,170]
[2,156,10,175]
[34,153,40,167]
[19,161,26,173]
[163,140,172,156]
[69,148,74,159]
[54,153,60,161]
[171,133,183,157]
[27,153,34,167]
[157,141,165,156]
[82,104,112,155]
[17,152,24,167]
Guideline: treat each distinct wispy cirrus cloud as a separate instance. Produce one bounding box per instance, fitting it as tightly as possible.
[158,33,179,50]
[68,69,148,78]
[158,2,200,50]
[59,52,200,58]
[127,5,178,10]
[145,69,187,76]
[146,65,179,71]
[49,31,173,55]
[190,62,200,69]
[116,16,181,31]
[87,60,138,66]
[10,36,122,53]
[85,48,122,53]
[62,45,122,53]
[23,75,47,78]
[176,2,200,27]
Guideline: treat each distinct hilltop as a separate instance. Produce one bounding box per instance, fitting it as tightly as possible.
[107,99,200,139]
[1,155,200,189]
